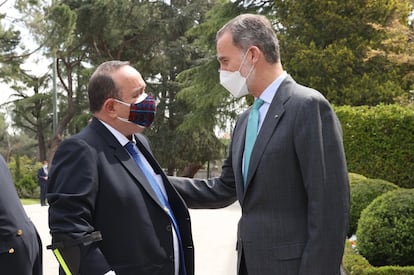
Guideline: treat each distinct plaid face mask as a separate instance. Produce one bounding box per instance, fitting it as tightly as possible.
[115,93,156,128]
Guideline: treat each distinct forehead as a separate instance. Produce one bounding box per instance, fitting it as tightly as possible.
[216,31,242,62]
[113,66,146,91]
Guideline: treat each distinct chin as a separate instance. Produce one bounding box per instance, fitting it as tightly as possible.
[133,124,146,133]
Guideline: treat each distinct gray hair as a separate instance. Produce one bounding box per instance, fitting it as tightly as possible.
[216,14,280,63]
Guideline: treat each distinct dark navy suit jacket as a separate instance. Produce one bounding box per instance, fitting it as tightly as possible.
[0,155,42,275]
[48,117,194,275]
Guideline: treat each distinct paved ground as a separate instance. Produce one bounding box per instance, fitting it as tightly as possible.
[24,203,242,275]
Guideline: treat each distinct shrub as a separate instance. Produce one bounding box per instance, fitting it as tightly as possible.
[7,155,39,198]
[16,174,39,198]
[335,104,414,188]
[349,172,367,184]
[342,241,371,275]
[364,266,414,274]
[357,189,414,267]
[343,239,414,274]
[348,177,399,236]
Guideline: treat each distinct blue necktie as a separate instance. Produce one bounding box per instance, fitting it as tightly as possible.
[243,98,264,186]
[125,142,187,275]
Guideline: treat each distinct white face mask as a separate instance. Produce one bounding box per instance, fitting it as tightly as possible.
[219,50,254,98]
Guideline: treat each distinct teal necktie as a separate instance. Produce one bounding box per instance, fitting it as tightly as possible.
[243,98,264,186]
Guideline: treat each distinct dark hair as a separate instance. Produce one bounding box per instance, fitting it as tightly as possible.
[88,60,130,113]
[216,14,280,63]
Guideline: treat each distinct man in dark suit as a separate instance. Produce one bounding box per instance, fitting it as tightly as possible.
[37,160,48,206]
[0,154,43,275]
[47,60,194,275]
[169,14,350,275]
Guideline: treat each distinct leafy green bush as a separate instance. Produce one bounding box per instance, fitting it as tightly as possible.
[342,241,371,275]
[349,177,399,236]
[357,189,414,267]
[16,174,39,198]
[364,266,414,274]
[335,104,414,188]
[7,155,39,198]
[349,172,367,184]
[343,240,414,274]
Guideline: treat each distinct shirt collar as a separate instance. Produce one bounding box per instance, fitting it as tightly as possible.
[99,119,131,147]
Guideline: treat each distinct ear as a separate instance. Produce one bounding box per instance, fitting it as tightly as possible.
[103,98,118,118]
[249,46,261,64]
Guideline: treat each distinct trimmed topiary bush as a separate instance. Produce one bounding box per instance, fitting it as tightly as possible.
[364,266,414,274]
[342,239,414,274]
[342,240,372,275]
[349,177,399,236]
[349,172,367,184]
[357,189,414,267]
[335,104,414,188]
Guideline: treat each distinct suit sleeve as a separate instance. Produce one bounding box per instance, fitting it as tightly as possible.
[169,149,237,209]
[47,138,111,275]
[293,93,350,274]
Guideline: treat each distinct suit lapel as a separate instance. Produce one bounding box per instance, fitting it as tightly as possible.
[134,135,173,205]
[115,146,163,207]
[89,118,163,208]
[134,135,164,174]
[244,76,294,191]
[233,112,249,196]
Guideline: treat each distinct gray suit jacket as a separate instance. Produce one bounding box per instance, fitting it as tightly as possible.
[170,75,350,275]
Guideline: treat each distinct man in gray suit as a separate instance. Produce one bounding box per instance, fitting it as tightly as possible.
[169,14,350,275]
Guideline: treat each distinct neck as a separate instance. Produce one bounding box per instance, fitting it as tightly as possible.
[249,62,283,98]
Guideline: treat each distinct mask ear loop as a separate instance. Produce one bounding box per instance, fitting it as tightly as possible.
[113,98,129,106]
[238,48,252,71]
[112,99,135,126]
[238,48,255,80]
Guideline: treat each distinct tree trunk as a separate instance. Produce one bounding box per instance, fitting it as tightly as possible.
[180,163,202,178]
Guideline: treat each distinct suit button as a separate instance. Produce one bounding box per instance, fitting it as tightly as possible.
[166,224,172,232]
[17,229,23,236]
[9,248,15,254]
[169,255,174,262]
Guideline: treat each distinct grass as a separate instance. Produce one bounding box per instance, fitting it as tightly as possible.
[20,198,40,205]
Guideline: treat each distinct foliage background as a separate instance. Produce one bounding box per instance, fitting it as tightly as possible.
[335,104,414,188]
[357,189,414,267]
[1,0,414,188]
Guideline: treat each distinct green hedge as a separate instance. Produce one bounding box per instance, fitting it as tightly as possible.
[348,172,367,184]
[348,177,399,236]
[335,104,414,188]
[343,241,414,275]
[343,241,372,275]
[357,189,414,267]
[7,155,39,198]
